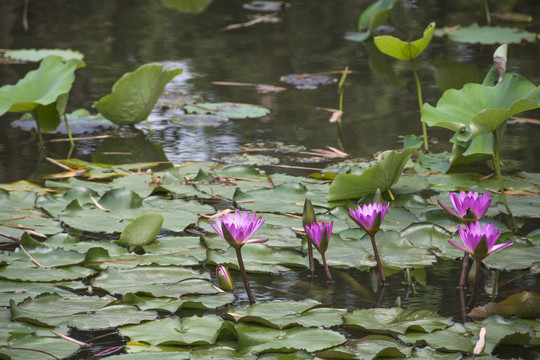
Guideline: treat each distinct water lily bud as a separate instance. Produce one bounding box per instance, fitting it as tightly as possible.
[216,265,234,291]
[302,198,316,227]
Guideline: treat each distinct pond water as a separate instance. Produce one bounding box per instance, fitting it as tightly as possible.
[1,1,539,359]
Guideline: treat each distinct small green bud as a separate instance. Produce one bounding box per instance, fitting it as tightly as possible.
[302,198,316,227]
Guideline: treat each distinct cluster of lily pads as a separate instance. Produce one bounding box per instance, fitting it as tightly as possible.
[0,1,540,359]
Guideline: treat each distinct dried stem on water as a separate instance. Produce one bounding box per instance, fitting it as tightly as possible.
[235,247,256,304]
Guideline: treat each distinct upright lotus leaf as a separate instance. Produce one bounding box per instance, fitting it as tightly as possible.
[347,0,399,42]
[374,22,435,60]
[423,73,540,146]
[0,55,84,132]
[94,64,182,126]
[116,212,164,246]
[328,147,416,201]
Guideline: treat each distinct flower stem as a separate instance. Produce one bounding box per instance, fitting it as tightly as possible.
[458,252,470,289]
[410,59,428,152]
[468,259,483,309]
[369,234,387,285]
[492,134,516,230]
[321,253,333,283]
[235,247,256,304]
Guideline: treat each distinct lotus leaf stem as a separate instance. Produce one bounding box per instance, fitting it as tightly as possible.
[235,247,256,304]
[492,134,516,230]
[63,114,74,148]
[321,253,333,283]
[410,59,429,152]
[32,110,44,149]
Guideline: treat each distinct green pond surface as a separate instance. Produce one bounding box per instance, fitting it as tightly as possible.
[0,1,539,359]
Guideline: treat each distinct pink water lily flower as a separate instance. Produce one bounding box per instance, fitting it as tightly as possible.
[304,221,333,255]
[449,222,513,261]
[348,202,389,236]
[210,211,265,249]
[439,191,491,223]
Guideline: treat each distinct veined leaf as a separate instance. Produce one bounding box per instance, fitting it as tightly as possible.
[374,22,435,60]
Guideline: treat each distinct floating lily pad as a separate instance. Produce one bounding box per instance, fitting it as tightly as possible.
[183,102,270,119]
[0,48,84,63]
[347,334,413,359]
[11,109,115,134]
[160,0,214,13]
[435,23,538,44]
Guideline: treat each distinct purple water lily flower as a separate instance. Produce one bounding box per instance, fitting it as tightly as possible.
[449,222,513,261]
[210,210,265,249]
[304,221,333,255]
[304,221,334,283]
[348,202,389,236]
[438,191,491,223]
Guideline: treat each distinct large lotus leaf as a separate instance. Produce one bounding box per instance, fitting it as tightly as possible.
[483,241,540,270]
[183,102,271,119]
[374,22,435,60]
[206,243,307,273]
[90,267,215,297]
[117,212,163,246]
[226,299,345,329]
[2,48,84,62]
[120,314,223,346]
[0,260,96,282]
[327,147,416,201]
[422,73,540,144]
[344,307,453,335]
[232,322,347,354]
[0,334,80,360]
[94,64,182,125]
[122,292,235,312]
[435,23,538,44]
[161,0,213,13]
[347,335,412,359]
[468,291,540,319]
[10,292,115,327]
[0,55,84,132]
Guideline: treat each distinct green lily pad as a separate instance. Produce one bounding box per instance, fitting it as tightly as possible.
[483,241,540,271]
[0,260,96,282]
[231,322,347,354]
[117,212,164,246]
[226,299,345,329]
[344,307,453,335]
[374,22,435,61]
[0,334,80,360]
[12,108,115,134]
[183,102,270,119]
[347,334,413,359]
[218,154,280,166]
[122,292,235,312]
[90,266,216,297]
[120,314,223,346]
[1,48,84,63]
[94,64,182,126]
[435,23,538,44]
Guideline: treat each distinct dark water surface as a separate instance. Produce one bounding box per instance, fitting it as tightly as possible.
[1,0,540,182]
[0,2,539,356]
